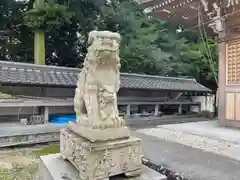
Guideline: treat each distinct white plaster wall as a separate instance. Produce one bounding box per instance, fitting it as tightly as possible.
[191,95,215,113]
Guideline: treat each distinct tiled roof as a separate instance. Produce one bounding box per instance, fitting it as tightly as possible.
[120,73,211,92]
[0,61,211,92]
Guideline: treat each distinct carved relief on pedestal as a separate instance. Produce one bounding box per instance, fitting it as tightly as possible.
[60,129,142,180]
[226,40,240,84]
[93,146,141,179]
[60,129,90,177]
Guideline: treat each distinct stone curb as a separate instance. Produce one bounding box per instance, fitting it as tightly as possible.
[142,157,189,180]
[126,117,212,127]
[0,132,60,148]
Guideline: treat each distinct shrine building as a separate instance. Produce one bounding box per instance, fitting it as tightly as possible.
[138,0,240,128]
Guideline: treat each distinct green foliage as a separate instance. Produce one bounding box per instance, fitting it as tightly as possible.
[0,92,12,98]
[24,0,73,30]
[100,0,171,74]
[189,39,218,90]
[0,0,218,90]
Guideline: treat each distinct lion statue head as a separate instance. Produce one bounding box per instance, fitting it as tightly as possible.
[86,30,121,68]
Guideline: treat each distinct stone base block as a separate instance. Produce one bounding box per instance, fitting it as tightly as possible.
[60,128,142,180]
[69,122,131,142]
[39,153,167,180]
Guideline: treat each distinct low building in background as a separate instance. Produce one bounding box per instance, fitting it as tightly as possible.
[0,61,213,125]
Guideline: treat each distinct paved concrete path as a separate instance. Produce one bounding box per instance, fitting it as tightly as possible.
[134,131,240,180]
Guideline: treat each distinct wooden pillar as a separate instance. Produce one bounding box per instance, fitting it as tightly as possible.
[178,104,182,115]
[34,0,46,65]
[126,104,131,116]
[154,104,159,116]
[217,30,227,121]
[198,104,201,113]
[44,106,49,124]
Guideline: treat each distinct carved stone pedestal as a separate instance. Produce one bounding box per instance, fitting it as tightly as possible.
[68,122,131,142]
[39,153,167,180]
[60,128,142,180]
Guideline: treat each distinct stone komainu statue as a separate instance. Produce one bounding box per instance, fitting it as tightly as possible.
[74,31,124,129]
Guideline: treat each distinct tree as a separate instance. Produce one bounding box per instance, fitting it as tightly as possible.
[189,39,218,90]
[100,0,171,74]
[0,0,30,62]
[0,0,218,89]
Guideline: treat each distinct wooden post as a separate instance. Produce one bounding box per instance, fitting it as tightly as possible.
[34,0,46,65]
[217,30,227,121]
[154,104,159,116]
[178,104,182,115]
[44,106,49,124]
[198,104,201,113]
[126,104,131,116]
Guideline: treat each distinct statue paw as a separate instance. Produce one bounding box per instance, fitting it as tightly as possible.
[76,119,81,124]
[115,116,125,128]
[92,122,102,129]
[119,117,125,127]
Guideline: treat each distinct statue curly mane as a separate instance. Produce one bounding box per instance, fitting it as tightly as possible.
[74,30,124,129]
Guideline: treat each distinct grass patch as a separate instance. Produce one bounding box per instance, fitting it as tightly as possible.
[0,163,38,180]
[32,144,60,158]
[0,92,12,98]
[0,144,61,180]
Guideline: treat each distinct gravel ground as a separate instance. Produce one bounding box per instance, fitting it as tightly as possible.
[133,131,240,180]
[136,126,240,161]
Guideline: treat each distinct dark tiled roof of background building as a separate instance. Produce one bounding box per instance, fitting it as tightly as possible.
[0,61,211,92]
